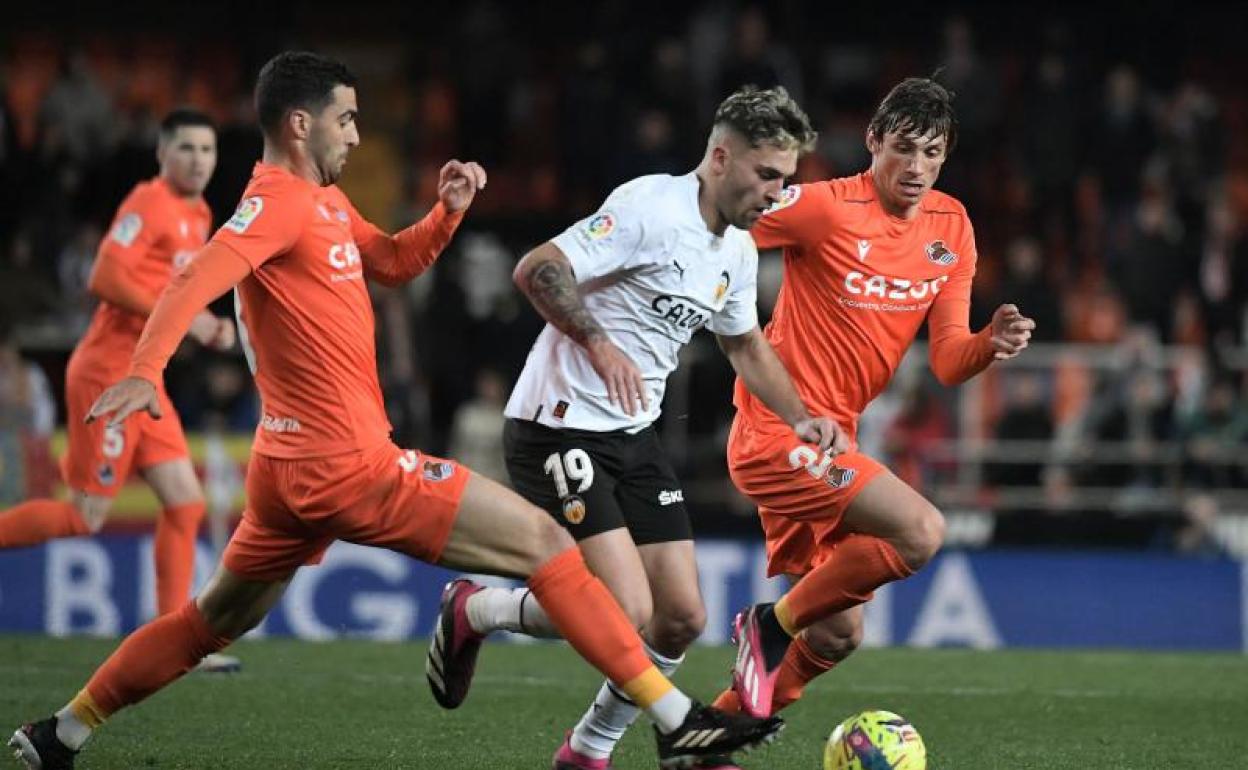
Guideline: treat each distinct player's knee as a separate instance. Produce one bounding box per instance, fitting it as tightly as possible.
[898,503,945,569]
[803,619,862,663]
[520,511,575,570]
[617,590,654,632]
[650,601,705,651]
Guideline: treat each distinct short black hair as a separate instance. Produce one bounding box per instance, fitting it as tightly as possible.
[159,108,215,141]
[713,85,817,153]
[867,77,958,154]
[254,51,358,137]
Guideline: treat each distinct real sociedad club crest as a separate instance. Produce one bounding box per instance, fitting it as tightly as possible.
[766,185,801,213]
[925,240,958,266]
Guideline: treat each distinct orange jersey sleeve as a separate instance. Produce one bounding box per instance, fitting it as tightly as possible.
[926,221,993,385]
[89,184,173,315]
[75,178,213,378]
[88,248,161,316]
[211,183,309,270]
[350,200,465,286]
[129,243,252,384]
[750,182,837,251]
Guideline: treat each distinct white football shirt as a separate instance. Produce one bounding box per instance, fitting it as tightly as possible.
[506,172,759,432]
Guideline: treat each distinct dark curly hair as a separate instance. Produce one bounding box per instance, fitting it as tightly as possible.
[867,77,958,153]
[255,51,357,138]
[713,85,817,153]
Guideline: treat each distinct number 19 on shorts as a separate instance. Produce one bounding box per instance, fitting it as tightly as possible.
[543,449,594,497]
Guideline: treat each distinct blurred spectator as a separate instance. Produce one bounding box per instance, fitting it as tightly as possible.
[447,368,509,483]
[1084,368,1175,491]
[883,381,952,491]
[1090,65,1155,218]
[1181,374,1248,489]
[1154,493,1227,559]
[715,6,803,102]
[1112,194,1188,339]
[1199,194,1248,347]
[37,52,115,167]
[0,315,55,504]
[987,372,1053,489]
[979,237,1063,341]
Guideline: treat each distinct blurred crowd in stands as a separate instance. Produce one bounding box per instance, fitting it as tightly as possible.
[0,2,1245,551]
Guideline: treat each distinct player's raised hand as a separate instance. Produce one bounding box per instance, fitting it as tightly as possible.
[989,304,1036,361]
[793,415,852,455]
[87,376,161,428]
[586,338,650,417]
[438,160,487,213]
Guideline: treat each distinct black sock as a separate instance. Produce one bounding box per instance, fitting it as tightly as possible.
[756,604,792,670]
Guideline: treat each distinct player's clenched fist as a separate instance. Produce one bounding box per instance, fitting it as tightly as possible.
[989,304,1036,361]
[87,376,161,428]
[438,160,488,213]
[793,415,852,455]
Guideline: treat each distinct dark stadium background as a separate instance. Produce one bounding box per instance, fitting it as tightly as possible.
[2,0,1246,549]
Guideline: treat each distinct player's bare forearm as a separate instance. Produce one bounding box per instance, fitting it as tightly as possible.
[717,328,809,427]
[514,242,607,348]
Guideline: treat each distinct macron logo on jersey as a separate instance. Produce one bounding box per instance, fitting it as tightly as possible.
[110,213,143,247]
[224,197,264,234]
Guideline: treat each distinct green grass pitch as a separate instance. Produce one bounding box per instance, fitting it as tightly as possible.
[2,635,1246,768]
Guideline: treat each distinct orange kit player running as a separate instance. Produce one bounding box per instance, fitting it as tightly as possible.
[8,51,781,770]
[0,110,239,672]
[713,77,1036,721]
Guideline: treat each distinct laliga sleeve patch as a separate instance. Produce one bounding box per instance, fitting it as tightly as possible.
[224,197,264,234]
[109,213,143,247]
[766,185,801,213]
[584,211,616,240]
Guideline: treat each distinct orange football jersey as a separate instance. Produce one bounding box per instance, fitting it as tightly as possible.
[76,177,211,377]
[735,171,991,437]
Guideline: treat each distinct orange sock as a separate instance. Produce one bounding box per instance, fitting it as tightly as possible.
[712,688,742,713]
[527,547,672,709]
[772,636,838,711]
[0,499,90,548]
[712,637,837,714]
[84,600,232,720]
[776,534,912,633]
[154,502,205,616]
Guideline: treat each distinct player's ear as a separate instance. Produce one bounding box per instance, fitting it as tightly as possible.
[865,130,880,155]
[289,109,312,140]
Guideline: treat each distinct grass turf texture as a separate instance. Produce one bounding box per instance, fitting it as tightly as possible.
[2,635,1246,769]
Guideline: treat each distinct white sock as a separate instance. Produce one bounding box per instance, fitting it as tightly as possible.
[570,642,686,758]
[465,586,559,638]
[53,706,92,751]
[642,688,694,736]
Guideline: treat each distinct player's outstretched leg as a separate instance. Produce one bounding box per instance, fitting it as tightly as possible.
[429,472,784,765]
[731,474,941,717]
[8,568,287,767]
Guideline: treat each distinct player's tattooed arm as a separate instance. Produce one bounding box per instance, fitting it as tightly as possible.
[514,241,650,416]
[514,241,606,347]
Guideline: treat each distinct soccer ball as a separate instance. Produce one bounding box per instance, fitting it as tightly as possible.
[823,709,926,770]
